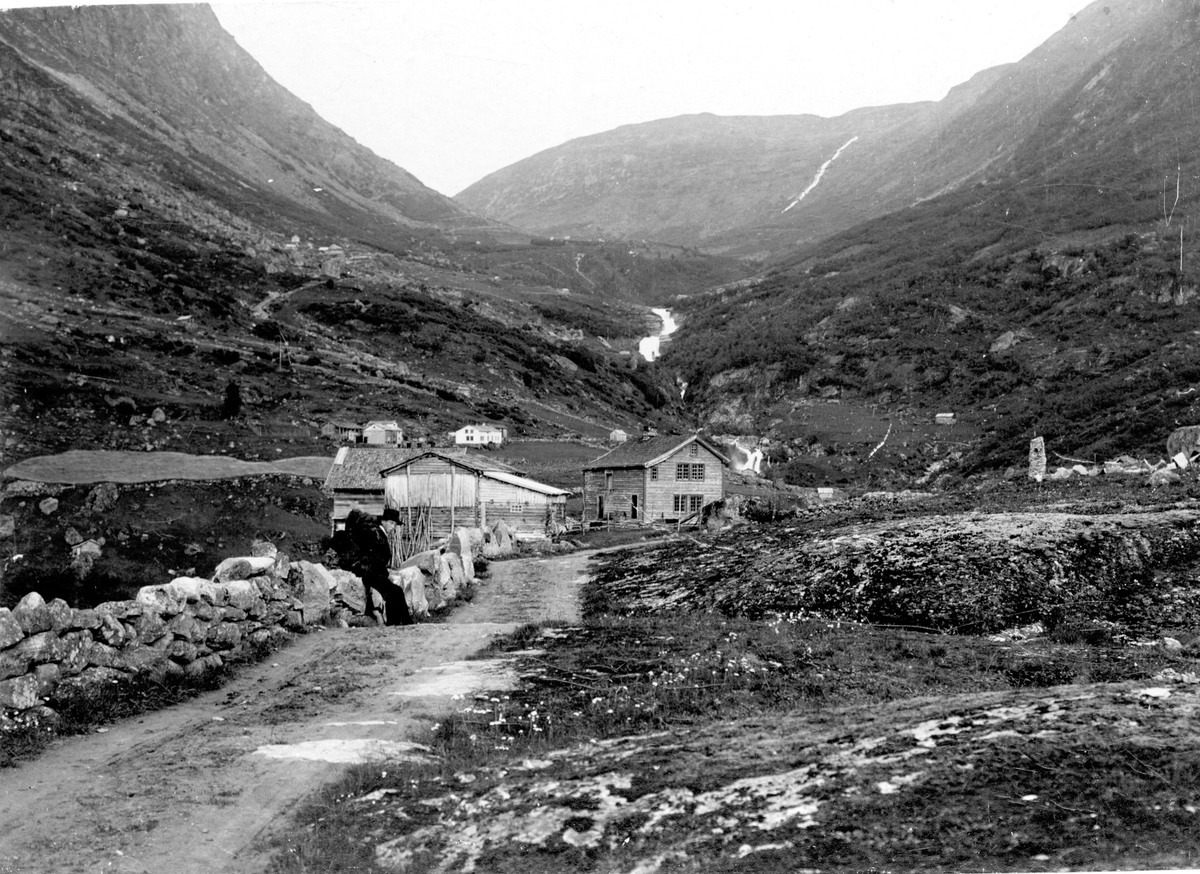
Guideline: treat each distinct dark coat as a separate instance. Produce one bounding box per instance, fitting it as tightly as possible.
[331,510,413,625]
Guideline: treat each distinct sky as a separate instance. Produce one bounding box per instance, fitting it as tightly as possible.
[5,1,1091,196]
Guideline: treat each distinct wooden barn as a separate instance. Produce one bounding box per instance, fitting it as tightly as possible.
[322,446,417,530]
[380,452,568,540]
[582,434,730,525]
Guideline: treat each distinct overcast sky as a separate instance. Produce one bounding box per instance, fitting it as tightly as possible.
[8,1,1090,196]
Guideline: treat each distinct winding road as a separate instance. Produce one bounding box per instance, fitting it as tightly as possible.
[0,550,596,874]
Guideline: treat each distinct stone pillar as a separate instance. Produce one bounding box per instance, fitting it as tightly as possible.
[1028,437,1047,482]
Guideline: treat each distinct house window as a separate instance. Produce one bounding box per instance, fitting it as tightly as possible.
[605,470,613,489]
[689,443,699,457]
[673,494,704,513]
[675,463,705,481]
[650,466,658,481]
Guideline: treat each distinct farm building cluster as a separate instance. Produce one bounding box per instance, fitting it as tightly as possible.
[321,435,731,541]
[320,419,507,448]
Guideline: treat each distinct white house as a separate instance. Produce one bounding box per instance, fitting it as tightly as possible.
[453,424,504,446]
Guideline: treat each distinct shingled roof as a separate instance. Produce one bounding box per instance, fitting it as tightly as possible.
[582,434,731,470]
[323,447,521,492]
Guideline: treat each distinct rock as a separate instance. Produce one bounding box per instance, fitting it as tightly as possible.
[1048,467,1072,480]
[12,631,64,664]
[1071,464,1091,476]
[1028,437,1046,482]
[438,554,460,602]
[136,586,184,615]
[0,650,30,682]
[38,497,59,515]
[69,608,100,630]
[64,527,83,547]
[96,613,128,647]
[87,643,118,668]
[167,612,204,643]
[111,644,166,674]
[47,599,72,632]
[250,540,278,558]
[291,561,336,621]
[1161,637,1184,651]
[328,569,366,613]
[13,593,52,636]
[1150,468,1182,488]
[213,555,276,582]
[391,567,428,618]
[0,675,41,710]
[85,483,120,515]
[447,528,476,579]
[206,623,242,650]
[59,631,93,675]
[0,609,24,649]
[399,549,441,576]
[165,576,209,603]
[490,520,514,555]
[165,640,200,663]
[151,407,167,423]
[33,663,61,697]
[133,610,168,644]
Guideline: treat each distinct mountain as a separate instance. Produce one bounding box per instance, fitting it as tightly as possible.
[658,0,1200,481]
[456,0,1153,260]
[0,3,750,469]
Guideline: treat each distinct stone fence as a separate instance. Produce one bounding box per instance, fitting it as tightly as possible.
[0,521,514,731]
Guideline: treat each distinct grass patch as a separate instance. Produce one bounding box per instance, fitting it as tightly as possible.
[269,610,1197,871]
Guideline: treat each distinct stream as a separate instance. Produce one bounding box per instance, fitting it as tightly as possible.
[638,307,677,362]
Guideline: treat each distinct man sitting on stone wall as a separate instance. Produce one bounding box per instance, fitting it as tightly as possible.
[330,509,414,626]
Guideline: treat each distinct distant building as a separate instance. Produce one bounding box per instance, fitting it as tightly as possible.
[582,434,730,525]
[935,413,957,426]
[609,429,629,444]
[321,420,362,443]
[454,424,505,446]
[362,420,403,445]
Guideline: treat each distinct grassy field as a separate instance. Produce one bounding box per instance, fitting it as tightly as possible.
[271,486,1200,873]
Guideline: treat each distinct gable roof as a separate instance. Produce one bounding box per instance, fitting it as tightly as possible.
[377,450,522,477]
[323,446,424,491]
[583,434,732,470]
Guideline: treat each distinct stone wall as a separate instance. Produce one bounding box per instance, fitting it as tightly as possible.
[0,549,307,729]
[0,520,518,728]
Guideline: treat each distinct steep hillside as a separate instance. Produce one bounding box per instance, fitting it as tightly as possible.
[660,0,1200,483]
[0,4,753,469]
[457,0,1154,260]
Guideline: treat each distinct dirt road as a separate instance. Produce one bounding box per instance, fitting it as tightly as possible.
[0,550,596,874]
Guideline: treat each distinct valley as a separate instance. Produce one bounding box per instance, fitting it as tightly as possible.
[2,2,1200,872]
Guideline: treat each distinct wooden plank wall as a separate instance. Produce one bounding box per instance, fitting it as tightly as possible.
[645,446,725,521]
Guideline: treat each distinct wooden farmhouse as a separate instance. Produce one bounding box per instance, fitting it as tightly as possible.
[322,446,567,539]
[453,424,505,446]
[582,434,730,525]
[361,419,402,445]
[380,452,568,540]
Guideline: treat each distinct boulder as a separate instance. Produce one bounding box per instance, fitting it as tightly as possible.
[443,552,467,595]
[0,610,24,649]
[399,548,441,576]
[0,675,40,710]
[213,555,276,582]
[11,631,63,664]
[133,610,168,645]
[59,631,93,675]
[0,651,30,682]
[38,497,59,516]
[206,623,243,650]
[68,608,100,630]
[0,514,14,538]
[85,483,120,515]
[448,527,476,579]
[329,569,366,613]
[87,643,117,668]
[136,586,184,615]
[490,520,514,555]
[64,527,83,546]
[13,592,52,636]
[250,540,278,558]
[391,567,428,618]
[47,599,72,633]
[290,561,336,621]
[224,580,263,612]
[1150,468,1182,488]
[33,663,60,697]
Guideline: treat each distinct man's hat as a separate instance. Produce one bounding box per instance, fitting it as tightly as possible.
[381,507,401,523]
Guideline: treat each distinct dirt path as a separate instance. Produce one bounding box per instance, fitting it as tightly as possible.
[0,550,599,874]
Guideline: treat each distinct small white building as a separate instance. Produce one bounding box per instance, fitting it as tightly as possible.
[609,429,629,444]
[454,424,504,446]
[935,413,957,426]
